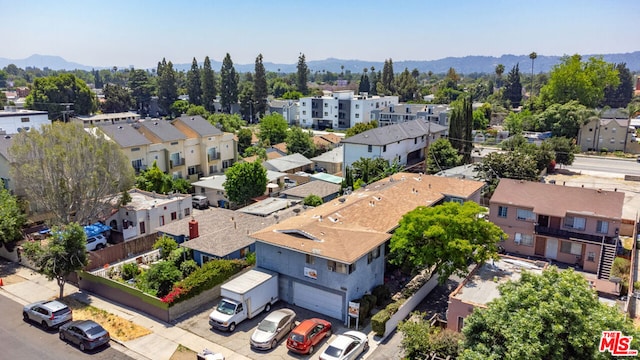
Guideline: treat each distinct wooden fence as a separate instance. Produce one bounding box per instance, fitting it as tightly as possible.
[85,233,159,271]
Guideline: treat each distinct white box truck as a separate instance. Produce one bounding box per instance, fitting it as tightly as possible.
[209,268,279,332]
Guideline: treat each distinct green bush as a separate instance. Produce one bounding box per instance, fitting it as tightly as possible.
[245,252,256,266]
[372,285,390,306]
[179,259,198,277]
[168,247,191,268]
[167,259,246,305]
[363,294,377,311]
[386,299,404,315]
[121,263,140,281]
[153,235,179,259]
[372,309,390,336]
[634,281,640,291]
[354,298,370,323]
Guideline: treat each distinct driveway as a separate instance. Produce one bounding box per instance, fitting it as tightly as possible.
[173,299,371,360]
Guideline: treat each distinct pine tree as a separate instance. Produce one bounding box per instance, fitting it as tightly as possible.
[220,53,239,113]
[380,59,395,95]
[186,57,202,106]
[253,54,268,119]
[201,56,216,112]
[503,64,523,107]
[358,70,370,94]
[449,95,473,164]
[296,53,309,95]
[157,58,178,116]
[369,66,378,95]
[602,63,633,108]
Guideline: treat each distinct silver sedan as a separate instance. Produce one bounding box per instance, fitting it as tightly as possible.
[250,308,296,350]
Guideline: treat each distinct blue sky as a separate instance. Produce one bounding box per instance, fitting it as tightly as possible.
[3,0,639,68]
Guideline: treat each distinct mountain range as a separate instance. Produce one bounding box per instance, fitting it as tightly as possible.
[2,52,639,75]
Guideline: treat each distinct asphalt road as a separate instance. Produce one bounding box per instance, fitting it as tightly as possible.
[567,156,640,176]
[0,295,134,360]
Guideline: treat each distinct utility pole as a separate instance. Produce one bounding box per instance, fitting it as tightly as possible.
[60,103,74,122]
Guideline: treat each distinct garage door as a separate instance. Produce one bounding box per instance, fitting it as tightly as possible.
[293,282,343,320]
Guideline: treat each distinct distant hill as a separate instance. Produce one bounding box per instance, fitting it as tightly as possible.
[2,52,639,74]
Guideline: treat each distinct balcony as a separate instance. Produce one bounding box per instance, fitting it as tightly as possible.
[169,158,185,168]
[534,225,617,245]
[207,153,221,162]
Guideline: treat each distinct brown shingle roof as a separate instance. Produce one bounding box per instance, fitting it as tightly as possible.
[251,173,484,263]
[490,179,624,219]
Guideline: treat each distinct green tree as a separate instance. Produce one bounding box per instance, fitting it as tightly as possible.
[0,180,26,244]
[461,267,640,360]
[529,52,537,98]
[358,68,370,94]
[129,69,153,116]
[138,260,182,298]
[426,138,462,174]
[201,56,217,112]
[207,113,246,133]
[186,105,209,117]
[224,161,267,205]
[546,136,577,166]
[389,201,504,279]
[345,120,378,138]
[474,151,540,194]
[448,95,473,163]
[25,74,97,120]
[186,57,202,106]
[351,157,388,184]
[379,59,395,95]
[296,53,309,94]
[220,53,239,113]
[538,54,619,108]
[157,58,178,116]
[22,223,88,299]
[602,63,634,108]
[539,100,597,139]
[237,128,254,155]
[135,161,172,193]
[170,100,190,118]
[238,79,254,122]
[399,313,464,359]
[253,54,268,118]
[258,113,288,145]
[10,122,134,225]
[285,127,315,156]
[303,194,323,207]
[396,68,418,102]
[503,64,523,107]
[495,64,505,89]
[472,109,489,130]
[282,90,303,100]
[243,146,267,160]
[101,83,133,113]
[153,235,179,259]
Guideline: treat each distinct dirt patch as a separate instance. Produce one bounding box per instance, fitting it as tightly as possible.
[1,273,26,285]
[170,344,197,360]
[59,296,152,342]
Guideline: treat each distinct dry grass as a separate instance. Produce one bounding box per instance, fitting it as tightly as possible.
[60,296,152,342]
[170,344,197,360]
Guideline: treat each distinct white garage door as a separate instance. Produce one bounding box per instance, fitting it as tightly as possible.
[293,282,343,320]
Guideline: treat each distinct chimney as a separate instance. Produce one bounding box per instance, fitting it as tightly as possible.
[188,217,199,239]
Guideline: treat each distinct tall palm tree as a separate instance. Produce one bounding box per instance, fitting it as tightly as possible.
[529,52,538,98]
[495,64,505,89]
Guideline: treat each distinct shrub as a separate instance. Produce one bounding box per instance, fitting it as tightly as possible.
[354,298,370,323]
[363,294,377,313]
[121,263,140,281]
[136,261,183,298]
[372,308,390,336]
[168,247,191,268]
[245,252,256,266]
[372,285,390,306]
[164,259,246,305]
[635,281,640,291]
[303,194,323,207]
[153,235,179,259]
[179,259,198,277]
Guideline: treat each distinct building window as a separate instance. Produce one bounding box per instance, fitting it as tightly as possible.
[302,110,306,115]
[516,209,534,221]
[21,117,30,122]
[457,317,464,331]
[184,208,190,216]
[188,166,198,175]
[368,145,372,153]
[139,221,146,234]
[368,246,381,264]
[171,212,177,221]
[355,114,360,118]
[560,241,582,255]
[324,103,328,107]
[564,216,586,230]
[498,206,508,218]
[302,102,306,106]
[131,147,140,152]
[587,251,595,262]
[355,104,360,109]
[306,254,315,265]
[596,220,609,234]
[514,233,533,246]
[240,247,249,257]
[383,145,387,152]
[327,261,353,274]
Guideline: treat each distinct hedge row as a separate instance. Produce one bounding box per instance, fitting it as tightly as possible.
[371,299,405,336]
[162,259,246,305]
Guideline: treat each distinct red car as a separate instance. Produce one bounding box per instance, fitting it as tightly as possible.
[286,318,332,354]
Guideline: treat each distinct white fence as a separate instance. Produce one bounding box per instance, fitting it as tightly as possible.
[382,273,440,339]
[90,249,161,278]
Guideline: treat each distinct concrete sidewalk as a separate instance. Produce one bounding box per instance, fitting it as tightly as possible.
[0,262,251,360]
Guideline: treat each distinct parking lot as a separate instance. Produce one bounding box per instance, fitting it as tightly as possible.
[174,298,372,360]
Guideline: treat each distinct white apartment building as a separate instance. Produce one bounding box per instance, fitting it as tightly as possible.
[0,108,50,134]
[298,91,399,130]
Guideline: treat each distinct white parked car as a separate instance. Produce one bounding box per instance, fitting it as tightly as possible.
[23,300,73,329]
[86,234,107,251]
[319,330,369,360]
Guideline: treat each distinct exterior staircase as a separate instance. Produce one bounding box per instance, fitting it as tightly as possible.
[598,243,617,280]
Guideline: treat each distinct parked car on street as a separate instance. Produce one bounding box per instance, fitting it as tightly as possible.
[286,318,332,355]
[250,308,296,350]
[86,234,107,251]
[59,320,110,351]
[23,300,73,329]
[319,330,369,360]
